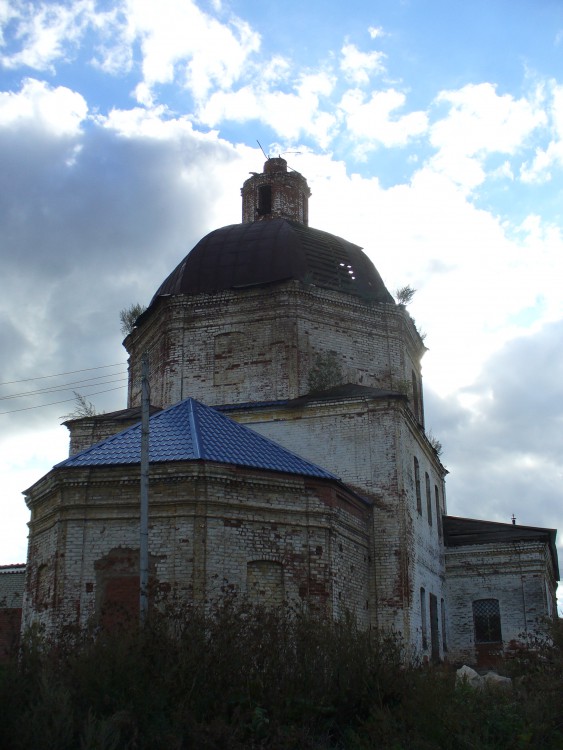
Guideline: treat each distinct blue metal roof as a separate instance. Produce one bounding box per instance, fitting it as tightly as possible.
[56,398,337,480]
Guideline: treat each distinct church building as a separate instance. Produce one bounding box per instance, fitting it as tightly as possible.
[12,157,558,665]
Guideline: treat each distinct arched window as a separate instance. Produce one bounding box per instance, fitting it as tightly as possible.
[473,599,502,643]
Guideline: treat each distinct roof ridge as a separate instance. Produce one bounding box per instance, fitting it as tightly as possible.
[56,397,338,481]
[188,399,203,458]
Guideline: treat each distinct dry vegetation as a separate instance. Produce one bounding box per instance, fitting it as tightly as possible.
[1,601,561,749]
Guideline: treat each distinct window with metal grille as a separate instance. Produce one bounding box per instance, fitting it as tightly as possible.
[473,598,502,643]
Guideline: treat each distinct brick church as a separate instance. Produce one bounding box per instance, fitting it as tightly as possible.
[4,157,558,665]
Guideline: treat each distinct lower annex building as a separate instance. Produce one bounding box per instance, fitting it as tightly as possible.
[3,157,558,666]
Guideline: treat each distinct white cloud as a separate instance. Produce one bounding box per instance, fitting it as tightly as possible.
[340,42,386,85]
[429,83,546,189]
[100,104,195,139]
[90,4,136,76]
[521,141,561,184]
[1,0,262,107]
[520,82,563,182]
[550,81,563,137]
[433,83,545,155]
[198,71,337,148]
[260,55,291,85]
[429,320,563,541]
[293,150,563,402]
[368,26,384,40]
[123,0,260,105]
[339,88,428,149]
[0,0,19,46]
[0,78,88,135]
[0,427,69,563]
[0,0,96,71]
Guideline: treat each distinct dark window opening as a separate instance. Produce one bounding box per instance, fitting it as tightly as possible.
[412,369,420,421]
[441,598,447,652]
[429,593,440,662]
[414,457,422,514]
[257,185,272,215]
[435,486,442,538]
[425,472,432,526]
[473,599,502,644]
[420,587,427,650]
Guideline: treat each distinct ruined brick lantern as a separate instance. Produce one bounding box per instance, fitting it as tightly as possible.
[241,157,311,225]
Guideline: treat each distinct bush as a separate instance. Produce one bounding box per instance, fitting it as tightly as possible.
[1,606,562,749]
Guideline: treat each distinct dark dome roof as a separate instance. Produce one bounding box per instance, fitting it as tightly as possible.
[151,219,394,305]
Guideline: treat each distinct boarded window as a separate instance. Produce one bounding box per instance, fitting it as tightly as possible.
[95,548,141,629]
[35,563,50,610]
[414,457,422,515]
[473,599,502,644]
[214,331,245,386]
[247,560,284,606]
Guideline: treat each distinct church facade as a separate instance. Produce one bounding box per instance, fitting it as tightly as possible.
[16,158,558,665]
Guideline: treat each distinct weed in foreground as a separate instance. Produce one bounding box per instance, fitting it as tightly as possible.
[0,604,562,749]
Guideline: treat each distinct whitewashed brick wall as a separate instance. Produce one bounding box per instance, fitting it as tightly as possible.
[22,462,371,633]
[124,282,425,412]
[445,541,556,663]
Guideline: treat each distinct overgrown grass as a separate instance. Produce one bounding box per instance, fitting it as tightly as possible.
[0,604,561,749]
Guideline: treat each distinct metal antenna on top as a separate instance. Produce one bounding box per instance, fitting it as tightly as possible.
[281,151,302,171]
[257,140,269,159]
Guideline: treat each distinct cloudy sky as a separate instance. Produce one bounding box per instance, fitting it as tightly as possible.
[1,0,562,606]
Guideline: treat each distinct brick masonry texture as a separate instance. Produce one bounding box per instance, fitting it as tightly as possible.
[125,283,425,411]
[446,542,557,664]
[23,462,371,633]
[0,566,25,660]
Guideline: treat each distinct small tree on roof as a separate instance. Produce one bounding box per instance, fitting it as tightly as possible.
[395,285,416,306]
[120,303,147,336]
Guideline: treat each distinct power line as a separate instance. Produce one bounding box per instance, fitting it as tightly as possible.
[0,363,127,388]
[0,373,128,401]
[0,385,127,416]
